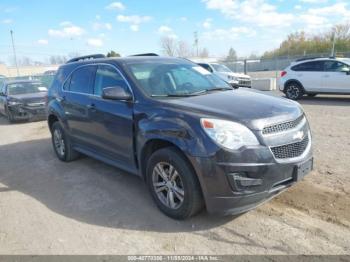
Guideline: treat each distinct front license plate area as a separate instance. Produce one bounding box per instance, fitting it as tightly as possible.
[294,158,313,181]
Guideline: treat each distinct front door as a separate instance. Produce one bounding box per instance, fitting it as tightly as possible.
[323,61,350,93]
[89,64,135,170]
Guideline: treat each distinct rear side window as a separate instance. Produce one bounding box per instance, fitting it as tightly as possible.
[94,65,129,96]
[65,66,96,94]
[324,61,349,72]
[291,61,324,72]
[198,63,213,73]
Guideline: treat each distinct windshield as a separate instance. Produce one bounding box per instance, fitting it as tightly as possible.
[7,82,47,95]
[211,64,232,73]
[127,63,231,97]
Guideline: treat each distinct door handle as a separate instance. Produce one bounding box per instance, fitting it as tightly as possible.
[87,103,96,111]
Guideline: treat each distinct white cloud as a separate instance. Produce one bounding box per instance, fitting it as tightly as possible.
[202,0,294,27]
[299,0,328,3]
[158,26,172,34]
[294,5,302,10]
[1,19,13,24]
[87,38,104,47]
[60,21,73,27]
[93,22,112,31]
[202,18,212,29]
[48,23,84,38]
[203,26,256,40]
[179,17,188,22]
[106,2,125,11]
[130,24,139,32]
[116,15,152,24]
[37,39,48,45]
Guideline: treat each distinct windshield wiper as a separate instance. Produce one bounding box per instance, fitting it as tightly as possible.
[151,93,199,98]
[190,87,233,95]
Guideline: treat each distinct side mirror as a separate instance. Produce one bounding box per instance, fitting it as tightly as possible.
[102,86,132,101]
[341,67,350,74]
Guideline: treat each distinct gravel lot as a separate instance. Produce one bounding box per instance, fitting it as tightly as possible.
[0,91,349,255]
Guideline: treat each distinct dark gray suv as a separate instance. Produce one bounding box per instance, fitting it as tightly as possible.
[47,54,313,219]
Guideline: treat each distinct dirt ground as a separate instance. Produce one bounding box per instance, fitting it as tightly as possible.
[0,92,349,255]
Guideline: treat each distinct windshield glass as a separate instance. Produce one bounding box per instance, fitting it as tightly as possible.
[127,63,231,97]
[211,64,232,73]
[7,82,47,95]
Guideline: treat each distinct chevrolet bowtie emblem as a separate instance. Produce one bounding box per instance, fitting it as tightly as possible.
[293,131,304,140]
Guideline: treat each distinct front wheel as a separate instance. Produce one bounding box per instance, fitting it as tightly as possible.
[284,83,304,100]
[5,107,14,123]
[51,121,80,162]
[146,147,204,219]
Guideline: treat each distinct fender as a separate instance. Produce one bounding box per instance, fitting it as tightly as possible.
[47,99,69,132]
[284,79,305,92]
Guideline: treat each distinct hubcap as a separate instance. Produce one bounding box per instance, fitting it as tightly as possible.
[152,162,185,209]
[53,129,65,157]
[286,85,300,99]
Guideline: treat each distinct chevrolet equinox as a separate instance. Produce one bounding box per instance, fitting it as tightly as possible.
[47,54,313,219]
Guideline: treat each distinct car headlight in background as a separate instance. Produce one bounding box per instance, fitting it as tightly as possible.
[201,118,259,150]
[8,101,22,106]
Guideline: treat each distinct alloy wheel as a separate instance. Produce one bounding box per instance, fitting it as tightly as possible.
[152,162,185,209]
[286,85,300,99]
[53,129,65,157]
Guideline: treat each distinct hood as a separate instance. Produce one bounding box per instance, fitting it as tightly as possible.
[8,92,47,104]
[162,89,303,130]
[218,72,250,79]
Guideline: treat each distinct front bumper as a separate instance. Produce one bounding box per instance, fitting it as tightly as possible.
[188,145,313,215]
[230,79,252,88]
[8,105,46,120]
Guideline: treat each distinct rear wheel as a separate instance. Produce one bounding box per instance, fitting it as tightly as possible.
[146,147,204,219]
[51,121,80,162]
[284,82,304,100]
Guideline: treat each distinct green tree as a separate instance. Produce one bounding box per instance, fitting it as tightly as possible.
[107,51,121,57]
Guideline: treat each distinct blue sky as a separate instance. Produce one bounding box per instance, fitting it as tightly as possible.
[0,0,349,64]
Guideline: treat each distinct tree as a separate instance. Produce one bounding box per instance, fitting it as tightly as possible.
[225,47,237,61]
[160,36,177,56]
[199,48,209,58]
[177,40,192,57]
[107,50,121,57]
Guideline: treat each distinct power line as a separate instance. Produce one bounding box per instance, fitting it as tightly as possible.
[10,30,20,76]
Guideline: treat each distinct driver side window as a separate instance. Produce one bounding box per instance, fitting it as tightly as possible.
[94,65,129,96]
[324,61,349,72]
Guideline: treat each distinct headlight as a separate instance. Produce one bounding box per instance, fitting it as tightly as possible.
[201,118,259,150]
[8,101,22,106]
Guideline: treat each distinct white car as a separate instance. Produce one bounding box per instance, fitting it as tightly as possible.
[279,57,350,100]
[197,62,251,88]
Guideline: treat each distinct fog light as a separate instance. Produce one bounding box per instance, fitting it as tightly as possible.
[228,172,263,190]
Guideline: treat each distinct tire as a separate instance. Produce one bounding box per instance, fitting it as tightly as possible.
[51,121,80,162]
[146,147,204,219]
[284,82,304,100]
[307,94,317,97]
[5,107,14,123]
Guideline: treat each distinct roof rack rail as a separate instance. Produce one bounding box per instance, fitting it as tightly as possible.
[129,53,159,57]
[66,54,106,64]
[295,56,324,62]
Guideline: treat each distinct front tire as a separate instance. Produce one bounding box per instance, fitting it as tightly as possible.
[5,107,14,123]
[51,121,80,162]
[284,82,304,100]
[146,147,204,219]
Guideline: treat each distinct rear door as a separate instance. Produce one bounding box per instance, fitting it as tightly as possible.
[323,61,350,93]
[89,64,136,170]
[61,65,97,147]
[0,83,6,114]
[291,61,325,92]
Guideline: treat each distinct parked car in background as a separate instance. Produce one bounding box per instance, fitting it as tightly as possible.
[197,62,251,88]
[280,57,350,100]
[0,80,48,122]
[47,54,313,219]
[43,70,57,76]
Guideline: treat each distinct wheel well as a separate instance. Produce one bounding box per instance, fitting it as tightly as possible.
[140,139,187,181]
[284,80,305,92]
[48,114,59,132]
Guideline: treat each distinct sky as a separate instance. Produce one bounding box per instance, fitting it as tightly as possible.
[0,0,349,64]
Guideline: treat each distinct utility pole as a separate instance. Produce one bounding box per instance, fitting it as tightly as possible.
[10,30,20,76]
[194,31,199,57]
[331,29,337,57]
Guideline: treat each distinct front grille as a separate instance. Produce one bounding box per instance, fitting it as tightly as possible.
[262,115,304,135]
[271,135,309,159]
[238,79,251,86]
